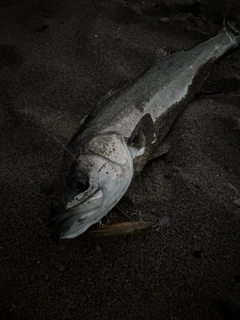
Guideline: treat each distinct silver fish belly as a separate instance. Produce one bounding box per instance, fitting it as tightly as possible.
[50,22,240,240]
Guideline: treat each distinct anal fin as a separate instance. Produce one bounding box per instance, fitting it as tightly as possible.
[150,141,171,160]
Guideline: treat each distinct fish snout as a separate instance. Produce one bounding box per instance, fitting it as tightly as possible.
[49,189,104,240]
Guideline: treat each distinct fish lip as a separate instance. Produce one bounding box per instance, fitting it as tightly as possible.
[49,189,103,240]
[64,188,99,217]
[50,187,98,221]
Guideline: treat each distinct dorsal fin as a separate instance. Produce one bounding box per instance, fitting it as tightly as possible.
[96,88,120,106]
[152,47,173,64]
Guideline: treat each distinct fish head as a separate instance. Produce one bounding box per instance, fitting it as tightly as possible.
[50,133,133,240]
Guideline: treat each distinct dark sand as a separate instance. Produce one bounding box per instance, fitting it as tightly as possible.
[1,0,240,319]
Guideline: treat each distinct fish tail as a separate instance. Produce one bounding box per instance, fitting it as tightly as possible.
[221,18,240,46]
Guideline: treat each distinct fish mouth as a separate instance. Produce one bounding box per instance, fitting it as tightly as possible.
[50,189,104,240]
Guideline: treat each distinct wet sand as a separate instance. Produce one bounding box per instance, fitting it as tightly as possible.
[1,0,240,319]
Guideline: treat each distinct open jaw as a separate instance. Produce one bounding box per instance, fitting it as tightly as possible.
[50,189,104,240]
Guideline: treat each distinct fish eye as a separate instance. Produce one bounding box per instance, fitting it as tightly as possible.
[66,172,89,193]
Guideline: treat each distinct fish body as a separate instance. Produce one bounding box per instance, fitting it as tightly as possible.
[50,22,240,240]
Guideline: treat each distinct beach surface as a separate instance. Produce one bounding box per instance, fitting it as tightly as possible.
[0,0,240,319]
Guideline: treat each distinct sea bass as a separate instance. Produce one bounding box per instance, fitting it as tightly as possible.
[50,21,240,240]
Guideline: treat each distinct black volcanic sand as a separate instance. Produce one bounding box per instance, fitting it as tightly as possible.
[1,1,240,319]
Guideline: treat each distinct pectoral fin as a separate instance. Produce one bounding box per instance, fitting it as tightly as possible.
[128,113,156,173]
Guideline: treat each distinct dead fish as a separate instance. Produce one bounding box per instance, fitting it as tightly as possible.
[50,21,240,240]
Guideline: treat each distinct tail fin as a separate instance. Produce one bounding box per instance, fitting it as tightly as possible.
[221,18,240,47]
[227,20,240,46]
[227,20,240,36]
